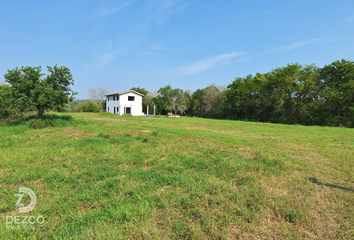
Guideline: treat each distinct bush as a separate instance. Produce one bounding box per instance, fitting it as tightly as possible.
[98,133,110,139]
[78,100,101,113]
[61,100,102,113]
[8,114,90,129]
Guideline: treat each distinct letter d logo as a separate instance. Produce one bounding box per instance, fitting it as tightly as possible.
[15,187,37,213]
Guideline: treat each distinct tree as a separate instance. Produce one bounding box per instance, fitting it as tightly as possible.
[87,86,108,103]
[0,83,14,118]
[170,88,188,115]
[154,85,173,114]
[4,65,77,118]
[130,87,149,96]
[130,87,153,114]
[77,100,101,113]
[191,89,206,117]
[183,90,192,115]
[319,59,354,122]
[202,84,225,117]
[152,85,190,115]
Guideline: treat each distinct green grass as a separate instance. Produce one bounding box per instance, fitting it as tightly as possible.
[0,113,353,239]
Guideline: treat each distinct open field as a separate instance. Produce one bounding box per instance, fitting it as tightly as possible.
[0,113,353,239]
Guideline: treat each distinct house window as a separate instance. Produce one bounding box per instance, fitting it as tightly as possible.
[117,95,119,100]
[113,96,115,101]
[128,96,135,101]
[108,107,109,112]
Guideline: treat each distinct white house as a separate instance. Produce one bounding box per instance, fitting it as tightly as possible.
[105,90,144,116]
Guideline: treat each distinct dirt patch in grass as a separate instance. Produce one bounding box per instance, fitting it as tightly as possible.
[156,185,173,195]
[89,118,127,122]
[31,178,45,187]
[61,128,86,139]
[179,123,206,128]
[141,130,152,133]
[39,133,51,139]
[248,134,265,139]
[105,131,122,135]
[290,155,305,159]
[238,147,253,158]
[124,181,139,189]
[0,168,10,176]
[119,163,129,169]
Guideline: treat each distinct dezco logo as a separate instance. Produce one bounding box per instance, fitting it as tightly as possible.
[6,187,45,230]
[15,187,37,213]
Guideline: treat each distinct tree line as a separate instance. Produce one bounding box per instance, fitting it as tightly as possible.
[1,59,353,127]
[132,59,354,127]
[223,59,354,126]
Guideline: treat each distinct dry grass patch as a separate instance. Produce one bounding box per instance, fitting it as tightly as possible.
[119,163,129,170]
[105,131,122,135]
[141,130,152,133]
[89,118,127,122]
[0,168,10,176]
[39,133,51,139]
[61,128,94,140]
[155,186,173,195]
[237,147,253,158]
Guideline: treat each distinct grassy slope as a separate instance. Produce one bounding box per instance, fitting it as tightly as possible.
[0,113,353,239]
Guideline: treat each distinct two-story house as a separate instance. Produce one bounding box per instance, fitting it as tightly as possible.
[105,90,144,116]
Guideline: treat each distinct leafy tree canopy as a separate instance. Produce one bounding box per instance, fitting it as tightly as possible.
[130,87,149,96]
[4,65,77,118]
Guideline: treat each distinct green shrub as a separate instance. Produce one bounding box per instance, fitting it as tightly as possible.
[98,133,110,139]
[77,100,101,113]
[8,114,90,129]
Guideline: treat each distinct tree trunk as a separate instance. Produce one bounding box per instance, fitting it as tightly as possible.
[37,107,45,118]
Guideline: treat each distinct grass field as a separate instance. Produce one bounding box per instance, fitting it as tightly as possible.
[0,113,353,239]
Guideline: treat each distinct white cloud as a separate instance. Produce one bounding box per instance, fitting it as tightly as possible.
[88,0,136,19]
[83,42,122,73]
[274,38,322,52]
[333,16,354,25]
[147,0,189,25]
[92,51,120,71]
[181,52,245,75]
[262,37,326,55]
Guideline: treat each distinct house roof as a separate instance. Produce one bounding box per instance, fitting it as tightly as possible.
[105,90,145,97]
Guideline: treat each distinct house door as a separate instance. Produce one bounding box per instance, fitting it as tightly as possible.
[126,107,131,114]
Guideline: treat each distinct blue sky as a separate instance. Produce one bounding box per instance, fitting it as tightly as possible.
[0,0,353,99]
